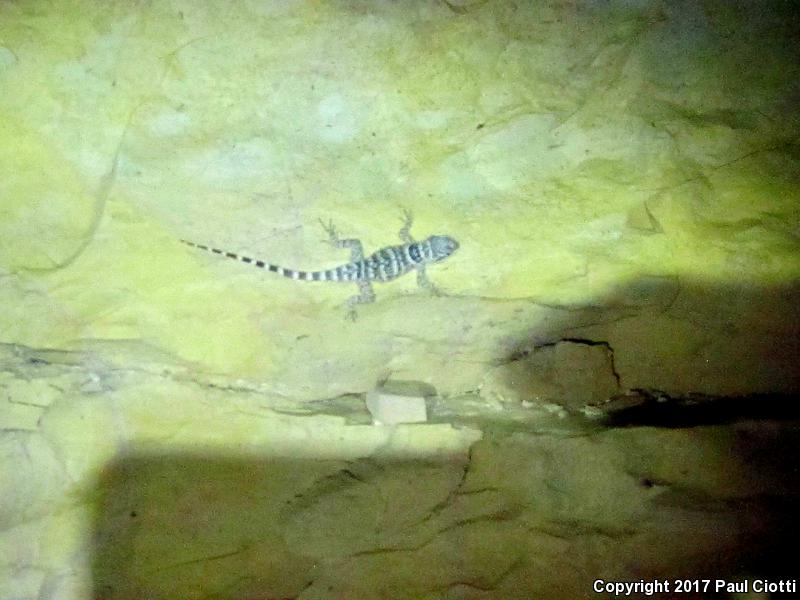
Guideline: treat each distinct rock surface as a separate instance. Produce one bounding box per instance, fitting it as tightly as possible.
[1,0,799,598]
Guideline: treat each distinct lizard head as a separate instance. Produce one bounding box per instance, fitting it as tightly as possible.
[427,235,459,262]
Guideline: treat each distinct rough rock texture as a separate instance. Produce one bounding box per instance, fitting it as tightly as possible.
[1,0,799,598]
[480,340,620,407]
[2,345,798,599]
[1,0,798,399]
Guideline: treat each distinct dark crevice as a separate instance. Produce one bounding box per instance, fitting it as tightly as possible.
[603,390,800,428]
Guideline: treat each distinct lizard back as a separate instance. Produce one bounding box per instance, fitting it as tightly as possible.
[179,235,458,283]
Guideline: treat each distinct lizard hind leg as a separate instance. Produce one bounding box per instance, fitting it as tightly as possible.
[319,218,365,262]
[345,281,376,321]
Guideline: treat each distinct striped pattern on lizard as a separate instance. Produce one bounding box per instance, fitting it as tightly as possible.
[180,210,459,320]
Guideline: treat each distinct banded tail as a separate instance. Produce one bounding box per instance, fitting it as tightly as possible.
[179,239,346,282]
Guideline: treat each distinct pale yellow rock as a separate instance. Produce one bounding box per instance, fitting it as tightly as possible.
[1,2,799,599]
[366,387,428,425]
[480,340,619,408]
[0,383,47,431]
[0,0,798,396]
[0,114,97,271]
[626,201,663,233]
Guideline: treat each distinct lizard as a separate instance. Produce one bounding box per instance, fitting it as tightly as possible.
[179,210,459,320]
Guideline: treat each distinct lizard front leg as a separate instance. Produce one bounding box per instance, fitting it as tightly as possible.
[415,265,442,296]
[398,208,415,244]
[345,281,376,321]
[399,210,443,296]
[320,219,365,262]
